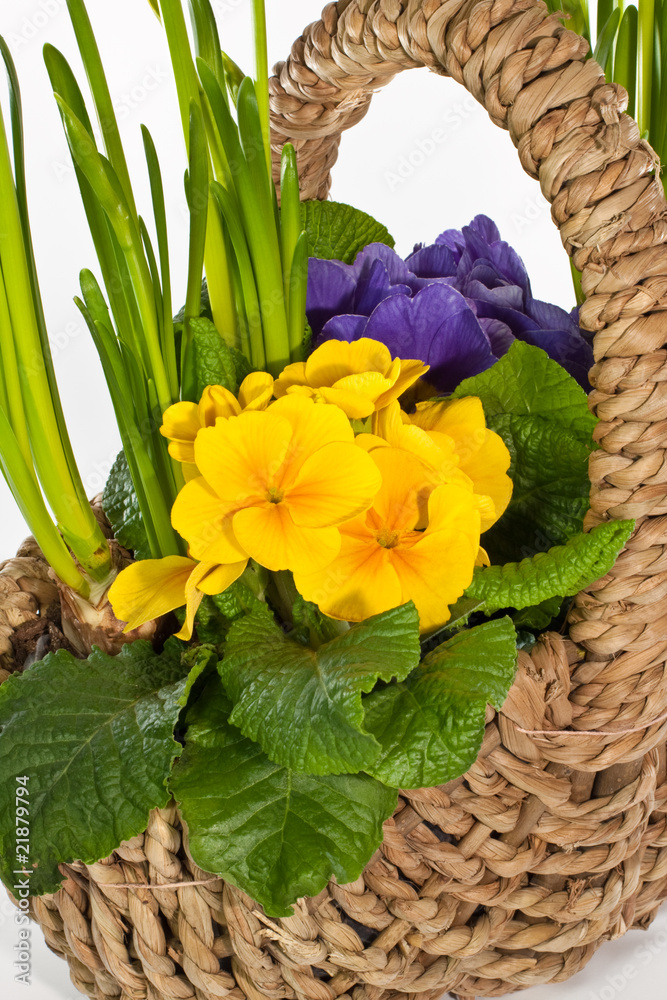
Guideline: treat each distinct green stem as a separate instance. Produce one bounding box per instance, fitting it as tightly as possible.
[0,105,111,581]
[64,0,138,222]
[251,0,272,182]
[638,0,655,135]
[0,408,89,597]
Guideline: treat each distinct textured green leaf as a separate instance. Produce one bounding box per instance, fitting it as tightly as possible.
[466,520,634,615]
[178,646,219,709]
[190,316,237,396]
[453,342,597,562]
[301,200,395,264]
[194,573,266,646]
[220,603,421,775]
[0,640,188,896]
[364,619,518,789]
[169,678,397,917]
[102,450,150,559]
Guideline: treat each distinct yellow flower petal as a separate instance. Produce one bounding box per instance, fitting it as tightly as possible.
[411,397,512,530]
[194,410,292,504]
[333,371,394,399]
[295,534,401,623]
[368,448,431,532]
[375,358,429,410]
[391,529,478,632]
[270,395,354,480]
[175,560,247,641]
[161,401,200,440]
[413,396,485,442]
[238,371,274,410]
[462,432,513,526]
[232,503,342,573]
[160,402,201,463]
[317,386,375,419]
[355,433,390,453]
[109,556,195,633]
[287,440,382,528]
[196,561,248,595]
[304,338,394,387]
[373,401,446,471]
[168,439,196,464]
[182,462,200,483]
[476,547,491,568]
[274,361,308,397]
[198,385,241,425]
[171,477,249,563]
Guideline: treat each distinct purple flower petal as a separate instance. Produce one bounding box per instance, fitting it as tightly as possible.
[306,259,357,336]
[354,258,412,317]
[319,314,369,343]
[363,284,497,393]
[405,243,457,279]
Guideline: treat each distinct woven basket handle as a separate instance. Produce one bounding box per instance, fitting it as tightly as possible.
[269,0,667,749]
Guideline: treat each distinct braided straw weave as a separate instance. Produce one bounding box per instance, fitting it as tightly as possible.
[2,0,667,996]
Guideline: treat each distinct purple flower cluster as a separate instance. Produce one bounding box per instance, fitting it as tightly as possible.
[306,215,593,392]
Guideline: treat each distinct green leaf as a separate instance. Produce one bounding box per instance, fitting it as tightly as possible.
[593,8,621,73]
[220,603,421,775]
[453,342,597,562]
[0,640,188,896]
[102,450,150,559]
[301,200,395,264]
[512,595,565,631]
[190,316,237,396]
[194,573,266,646]
[169,678,397,916]
[178,645,219,709]
[466,520,634,615]
[364,619,517,789]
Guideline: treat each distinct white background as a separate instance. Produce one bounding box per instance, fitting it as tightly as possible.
[0,1,664,998]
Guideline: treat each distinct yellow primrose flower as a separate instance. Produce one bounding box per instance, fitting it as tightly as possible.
[273,338,429,419]
[357,398,512,533]
[410,397,513,530]
[294,448,481,632]
[171,395,382,574]
[160,372,274,475]
[108,556,246,641]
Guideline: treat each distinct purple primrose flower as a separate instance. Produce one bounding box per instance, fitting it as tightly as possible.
[306,215,593,392]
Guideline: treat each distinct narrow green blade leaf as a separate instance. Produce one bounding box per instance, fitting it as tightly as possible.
[615,5,638,119]
[593,8,620,73]
[64,0,138,221]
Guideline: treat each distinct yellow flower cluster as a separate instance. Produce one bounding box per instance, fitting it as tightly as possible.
[109,339,512,638]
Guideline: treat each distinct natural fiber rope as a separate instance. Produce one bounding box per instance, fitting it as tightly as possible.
[518,707,667,736]
[1,1,667,998]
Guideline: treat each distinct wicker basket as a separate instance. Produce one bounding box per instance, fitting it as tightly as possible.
[2,0,667,996]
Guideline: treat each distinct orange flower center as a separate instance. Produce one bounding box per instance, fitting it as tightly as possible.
[266,486,285,505]
[376,527,400,549]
